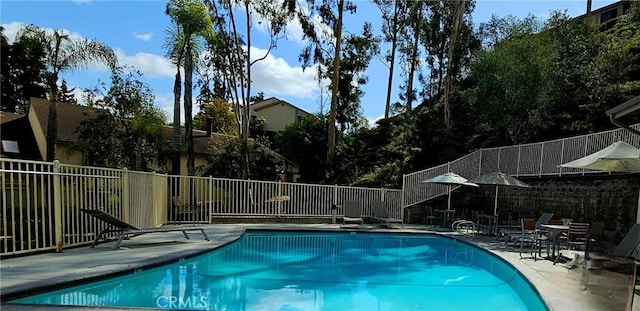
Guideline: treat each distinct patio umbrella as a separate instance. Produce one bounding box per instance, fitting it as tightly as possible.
[422,172,479,211]
[468,172,530,216]
[559,141,640,173]
[559,140,640,224]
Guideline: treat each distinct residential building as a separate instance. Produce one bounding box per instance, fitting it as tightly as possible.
[576,0,632,27]
[1,98,298,179]
[250,97,310,133]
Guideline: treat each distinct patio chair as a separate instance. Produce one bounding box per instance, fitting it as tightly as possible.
[81,209,210,249]
[535,212,554,229]
[172,196,203,224]
[425,206,439,227]
[519,218,542,260]
[371,201,404,228]
[341,200,364,228]
[553,222,590,265]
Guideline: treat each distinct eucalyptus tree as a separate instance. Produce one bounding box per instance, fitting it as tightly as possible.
[201,0,290,179]
[16,24,117,161]
[319,23,380,133]
[374,0,408,119]
[166,0,215,176]
[420,0,477,128]
[286,0,359,177]
[396,0,426,113]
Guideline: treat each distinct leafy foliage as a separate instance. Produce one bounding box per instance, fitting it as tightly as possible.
[198,139,285,180]
[76,68,168,171]
[0,27,48,113]
[274,114,327,183]
[193,97,238,135]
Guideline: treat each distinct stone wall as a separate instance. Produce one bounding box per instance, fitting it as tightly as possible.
[408,173,639,242]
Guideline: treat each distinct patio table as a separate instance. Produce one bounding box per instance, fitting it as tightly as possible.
[539,224,569,260]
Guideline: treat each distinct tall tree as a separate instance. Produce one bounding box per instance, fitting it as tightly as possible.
[0,26,48,113]
[163,21,186,175]
[443,0,466,128]
[57,80,77,104]
[291,0,358,179]
[397,0,425,112]
[374,0,407,119]
[319,23,380,132]
[16,24,117,161]
[203,0,290,179]
[78,68,167,170]
[166,0,215,176]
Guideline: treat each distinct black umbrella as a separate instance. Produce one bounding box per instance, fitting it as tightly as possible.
[468,172,529,216]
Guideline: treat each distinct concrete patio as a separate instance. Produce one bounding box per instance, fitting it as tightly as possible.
[0,224,637,311]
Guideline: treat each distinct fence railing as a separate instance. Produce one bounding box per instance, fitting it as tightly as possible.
[1,158,399,256]
[402,124,640,209]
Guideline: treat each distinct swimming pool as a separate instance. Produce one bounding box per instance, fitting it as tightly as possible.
[12,231,548,310]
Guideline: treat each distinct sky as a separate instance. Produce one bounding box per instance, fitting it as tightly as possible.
[0,0,618,126]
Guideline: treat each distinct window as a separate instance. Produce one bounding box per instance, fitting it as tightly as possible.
[1,140,19,153]
[600,8,617,23]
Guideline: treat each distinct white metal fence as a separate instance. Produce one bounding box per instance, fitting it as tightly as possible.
[402,124,640,208]
[1,159,399,256]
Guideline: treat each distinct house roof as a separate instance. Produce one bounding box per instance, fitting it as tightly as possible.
[30,97,100,143]
[0,112,24,124]
[250,97,310,115]
[26,98,298,168]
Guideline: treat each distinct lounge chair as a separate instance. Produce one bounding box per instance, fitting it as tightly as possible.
[341,200,364,228]
[81,209,210,249]
[371,201,404,228]
[614,223,640,259]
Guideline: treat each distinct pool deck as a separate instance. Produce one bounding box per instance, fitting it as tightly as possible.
[0,223,637,311]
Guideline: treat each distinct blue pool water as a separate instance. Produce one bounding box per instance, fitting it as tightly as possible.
[12,231,548,311]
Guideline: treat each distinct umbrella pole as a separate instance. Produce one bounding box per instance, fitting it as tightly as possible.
[494,186,499,216]
[447,185,452,211]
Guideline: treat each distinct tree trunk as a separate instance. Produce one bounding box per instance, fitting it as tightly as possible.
[244,0,252,180]
[46,73,58,162]
[172,68,182,175]
[406,8,421,112]
[184,43,195,176]
[444,0,465,128]
[327,0,344,177]
[384,0,398,119]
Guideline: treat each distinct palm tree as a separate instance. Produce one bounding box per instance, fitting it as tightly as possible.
[17,24,117,161]
[163,22,186,175]
[166,0,215,176]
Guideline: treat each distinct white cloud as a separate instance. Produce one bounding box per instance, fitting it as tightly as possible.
[71,0,92,4]
[248,46,319,98]
[133,32,153,41]
[367,114,384,128]
[114,48,175,78]
[1,22,84,44]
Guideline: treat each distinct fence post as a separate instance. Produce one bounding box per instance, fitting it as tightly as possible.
[400,175,406,222]
[277,180,282,217]
[478,149,483,175]
[539,143,544,177]
[122,168,130,223]
[53,160,63,253]
[381,188,386,201]
[209,176,213,223]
